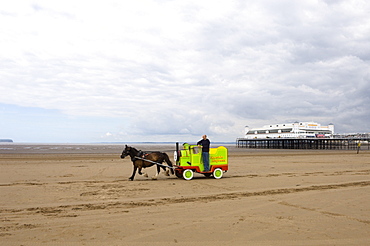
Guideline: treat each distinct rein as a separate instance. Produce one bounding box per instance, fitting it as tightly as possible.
[143,149,176,153]
[127,148,175,169]
[126,148,149,162]
[133,156,176,169]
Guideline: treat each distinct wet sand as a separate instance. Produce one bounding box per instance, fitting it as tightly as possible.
[1,144,369,245]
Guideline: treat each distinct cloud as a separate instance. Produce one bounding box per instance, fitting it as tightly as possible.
[1,0,370,142]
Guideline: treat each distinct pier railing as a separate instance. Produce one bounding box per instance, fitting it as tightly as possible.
[236,138,370,150]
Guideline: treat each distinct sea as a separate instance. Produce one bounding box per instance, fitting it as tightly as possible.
[0,142,236,154]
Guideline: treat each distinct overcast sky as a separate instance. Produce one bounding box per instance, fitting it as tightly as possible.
[1,0,369,143]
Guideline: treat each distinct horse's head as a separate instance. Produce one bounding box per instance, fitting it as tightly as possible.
[120,145,131,159]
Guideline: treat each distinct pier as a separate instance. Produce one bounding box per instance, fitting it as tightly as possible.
[236,138,370,150]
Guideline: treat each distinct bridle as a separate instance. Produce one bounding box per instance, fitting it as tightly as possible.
[121,146,144,162]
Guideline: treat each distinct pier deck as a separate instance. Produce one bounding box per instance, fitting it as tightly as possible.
[236,138,369,150]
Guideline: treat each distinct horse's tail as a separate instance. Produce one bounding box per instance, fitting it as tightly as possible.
[163,153,175,175]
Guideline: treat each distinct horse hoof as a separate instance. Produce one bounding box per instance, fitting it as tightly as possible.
[151,177,157,180]
[128,178,133,181]
[144,173,148,177]
[165,170,170,176]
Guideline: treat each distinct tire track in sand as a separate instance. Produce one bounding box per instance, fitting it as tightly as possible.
[1,180,369,217]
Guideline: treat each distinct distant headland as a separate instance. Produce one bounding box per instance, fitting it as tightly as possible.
[0,139,13,143]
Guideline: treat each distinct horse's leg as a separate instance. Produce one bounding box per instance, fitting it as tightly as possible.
[129,165,137,181]
[139,167,148,177]
[138,161,149,177]
[151,165,160,180]
[156,156,168,176]
[137,160,143,175]
[161,164,170,176]
[164,154,175,175]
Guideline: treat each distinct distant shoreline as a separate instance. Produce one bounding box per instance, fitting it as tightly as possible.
[0,141,236,145]
[1,142,367,155]
[0,142,236,154]
[0,139,13,143]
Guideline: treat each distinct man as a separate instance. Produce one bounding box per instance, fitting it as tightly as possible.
[197,135,210,172]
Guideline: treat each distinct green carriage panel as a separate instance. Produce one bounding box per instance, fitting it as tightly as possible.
[177,143,228,173]
[178,143,202,168]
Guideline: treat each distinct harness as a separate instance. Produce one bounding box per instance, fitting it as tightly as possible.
[131,150,148,162]
[130,150,175,169]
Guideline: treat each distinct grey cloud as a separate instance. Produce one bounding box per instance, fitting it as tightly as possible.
[1,0,369,142]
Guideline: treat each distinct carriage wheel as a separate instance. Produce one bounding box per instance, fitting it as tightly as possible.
[213,168,223,179]
[175,170,183,178]
[182,169,194,180]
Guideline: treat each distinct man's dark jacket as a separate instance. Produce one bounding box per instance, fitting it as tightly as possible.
[197,139,210,152]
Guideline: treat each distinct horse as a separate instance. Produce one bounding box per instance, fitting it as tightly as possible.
[120,145,175,181]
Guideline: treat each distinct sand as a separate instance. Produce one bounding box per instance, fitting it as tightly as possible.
[1,144,369,245]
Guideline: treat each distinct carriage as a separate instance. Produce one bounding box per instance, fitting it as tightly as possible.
[173,143,228,180]
[121,143,228,181]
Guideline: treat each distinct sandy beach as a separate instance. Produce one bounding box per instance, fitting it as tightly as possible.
[1,144,369,245]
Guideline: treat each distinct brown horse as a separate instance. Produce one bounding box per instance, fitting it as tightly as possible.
[120,145,175,181]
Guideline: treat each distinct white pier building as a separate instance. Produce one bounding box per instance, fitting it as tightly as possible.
[244,122,334,139]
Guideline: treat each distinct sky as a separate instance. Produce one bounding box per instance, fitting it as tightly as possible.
[1,0,369,143]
